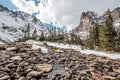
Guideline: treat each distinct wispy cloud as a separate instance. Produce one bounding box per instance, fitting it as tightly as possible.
[10,0,39,14]
[11,0,120,31]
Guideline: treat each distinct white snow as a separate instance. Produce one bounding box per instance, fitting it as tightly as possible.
[26,40,43,45]
[47,42,120,59]
[78,31,88,40]
[40,46,48,53]
[81,50,120,59]
[45,42,81,51]
[0,41,5,45]
[26,40,120,59]
[26,40,81,51]
[0,8,49,42]
[0,31,15,42]
[32,44,48,53]
[114,23,120,27]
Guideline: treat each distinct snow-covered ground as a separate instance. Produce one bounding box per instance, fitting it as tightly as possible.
[0,6,49,42]
[0,41,5,45]
[81,50,120,59]
[26,40,120,59]
[32,44,48,53]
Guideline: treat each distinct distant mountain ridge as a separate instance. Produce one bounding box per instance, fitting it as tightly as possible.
[72,7,120,40]
[0,5,49,42]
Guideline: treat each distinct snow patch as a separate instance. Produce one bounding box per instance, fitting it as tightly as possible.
[32,44,48,53]
[114,23,120,27]
[0,41,5,45]
[26,40,120,59]
[81,50,120,59]
[46,42,81,51]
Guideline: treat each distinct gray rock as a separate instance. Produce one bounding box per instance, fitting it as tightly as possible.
[0,76,10,80]
[27,70,43,78]
[18,77,27,80]
[34,63,52,72]
[116,74,120,79]
[10,56,22,61]
[7,47,19,51]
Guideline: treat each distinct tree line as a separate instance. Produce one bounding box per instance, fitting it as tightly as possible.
[18,11,120,53]
[18,24,82,45]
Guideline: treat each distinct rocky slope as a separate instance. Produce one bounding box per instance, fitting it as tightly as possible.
[0,42,120,80]
[0,5,49,42]
[72,7,120,39]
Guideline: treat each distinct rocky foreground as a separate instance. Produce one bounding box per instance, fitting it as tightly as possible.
[0,42,120,80]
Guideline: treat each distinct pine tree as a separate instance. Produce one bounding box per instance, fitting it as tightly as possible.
[99,13,116,52]
[86,26,94,49]
[39,31,45,41]
[32,28,37,40]
[70,33,75,44]
[93,23,99,49]
[76,35,82,45]
[86,23,99,49]
[26,23,30,38]
[115,31,120,52]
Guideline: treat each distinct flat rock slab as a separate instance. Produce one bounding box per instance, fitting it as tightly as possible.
[0,76,10,80]
[35,63,53,72]
[27,70,43,78]
[7,47,18,51]
[10,56,22,61]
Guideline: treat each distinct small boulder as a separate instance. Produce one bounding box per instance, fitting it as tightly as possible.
[19,53,30,58]
[7,47,19,52]
[35,63,52,72]
[0,76,10,80]
[27,70,43,78]
[18,77,26,80]
[10,56,22,61]
[19,48,28,53]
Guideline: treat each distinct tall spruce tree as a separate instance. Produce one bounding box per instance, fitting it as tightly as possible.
[115,31,120,52]
[99,13,116,52]
[86,23,99,49]
[26,23,30,38]
[86,26,94,49]
[39,31,45,41]
[94,23,99,48]
[32,28,37,40]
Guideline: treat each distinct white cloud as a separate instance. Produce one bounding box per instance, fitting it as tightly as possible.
[10,0,39,14]
[11,0,120,31]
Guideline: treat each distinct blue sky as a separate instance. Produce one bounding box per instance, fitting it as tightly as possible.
[0,0,17,10]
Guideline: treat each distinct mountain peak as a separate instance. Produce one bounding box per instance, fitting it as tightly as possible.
[0,5,9,11]
[71,7,120,40]
[114,7,120,11]
[0,5,49,42]
[81,11,97,19]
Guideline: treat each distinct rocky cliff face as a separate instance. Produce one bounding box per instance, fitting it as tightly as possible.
[0,5,49,42]
[72,7,120,39]
[74,11,97,33]
[111,7,120,32]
